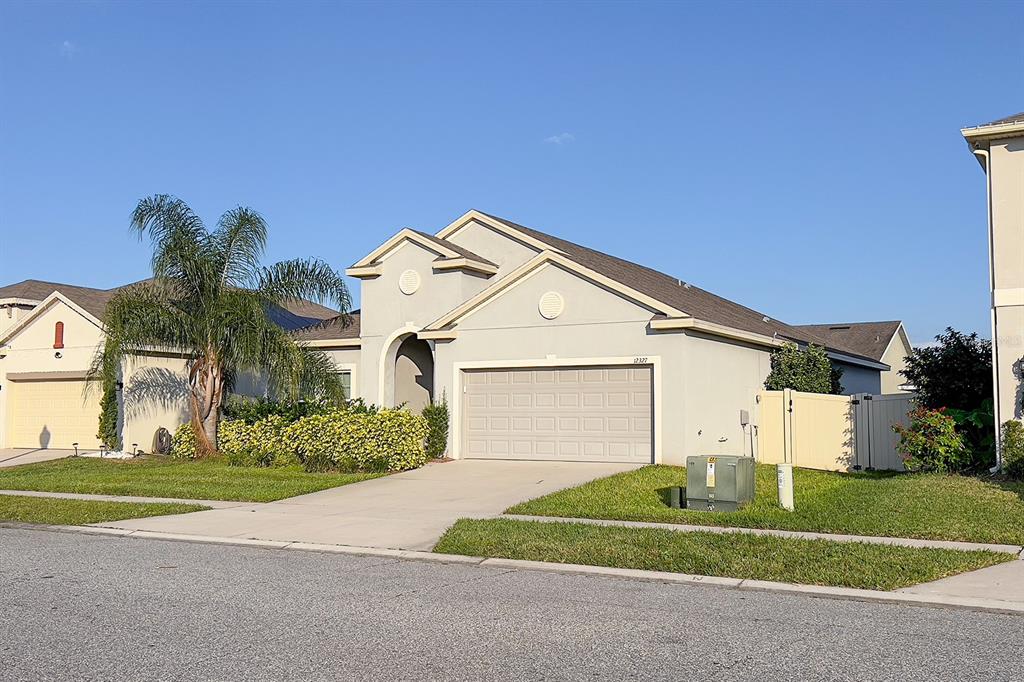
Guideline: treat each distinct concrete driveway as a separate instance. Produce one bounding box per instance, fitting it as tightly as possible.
[0,448,84,468]
[98,460,637,550]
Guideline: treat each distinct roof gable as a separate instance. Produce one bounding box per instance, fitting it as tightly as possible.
[794,321,903,362]
[0,291,104,345]
[457,212,877,362]
[348,227,497,277]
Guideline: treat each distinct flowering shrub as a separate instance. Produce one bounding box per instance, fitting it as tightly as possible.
[893,407,967,473]
[284,408,428,472]
[1001,420,1024,480]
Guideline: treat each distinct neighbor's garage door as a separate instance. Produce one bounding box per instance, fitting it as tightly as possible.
[463,366,652,463]
[5,379,103,449]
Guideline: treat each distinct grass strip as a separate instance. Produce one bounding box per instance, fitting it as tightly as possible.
[434,518,1011,590]
[0,457,383,503]
[507,465,1024,545]
[0,494,208,526]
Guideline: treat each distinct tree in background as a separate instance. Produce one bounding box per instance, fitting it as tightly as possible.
[764,343,843,395]
[901,328,994,468]
[92,195,351,456]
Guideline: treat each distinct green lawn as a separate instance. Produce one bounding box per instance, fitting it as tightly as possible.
[0,457,383,502]
[0,494,208,526]
[435,518,1011,590]
[507,465,1024,545]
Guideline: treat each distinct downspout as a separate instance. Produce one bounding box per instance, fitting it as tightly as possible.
[972,147,1003,471]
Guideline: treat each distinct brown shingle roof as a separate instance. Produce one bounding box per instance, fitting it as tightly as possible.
[794,321,902,362]
[292,311,361,341]
[969,111,1024,128]
[0,278,340,330]
[479,213,878,363]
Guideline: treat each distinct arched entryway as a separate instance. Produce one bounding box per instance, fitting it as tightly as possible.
[384,334,434,411]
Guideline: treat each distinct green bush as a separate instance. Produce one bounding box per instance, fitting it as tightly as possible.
[221,395,335,425]
[764,343,843,394]
[422,394,449,459]
[170,422,199,459]
[893,407,968,473]
[96,376,121,450]
[1001,420,1024,480]
[285,408,428,472]
[220,416,296,468]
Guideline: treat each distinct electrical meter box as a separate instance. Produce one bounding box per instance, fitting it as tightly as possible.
[686,455,755,512]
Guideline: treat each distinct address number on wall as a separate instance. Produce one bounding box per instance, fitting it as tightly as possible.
[633,357,648,364]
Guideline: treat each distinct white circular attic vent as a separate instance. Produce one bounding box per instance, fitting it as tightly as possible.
[399,269,421,295]
[538,291,564,320]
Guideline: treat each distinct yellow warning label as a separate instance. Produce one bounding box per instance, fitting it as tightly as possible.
[706,461,716,488]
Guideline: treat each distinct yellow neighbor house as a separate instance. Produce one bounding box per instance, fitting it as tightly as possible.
[962,112,1024,467]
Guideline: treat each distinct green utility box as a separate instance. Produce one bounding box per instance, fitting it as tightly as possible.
[685,455,755,512]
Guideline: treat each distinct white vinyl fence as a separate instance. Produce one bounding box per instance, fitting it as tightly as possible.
[757,389,915,472]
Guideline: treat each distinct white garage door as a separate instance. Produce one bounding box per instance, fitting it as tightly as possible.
[6,379,103,450]
[463,365,653,463]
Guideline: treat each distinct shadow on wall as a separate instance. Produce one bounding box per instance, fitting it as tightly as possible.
[38,425,51,449]
[123,367,191,426]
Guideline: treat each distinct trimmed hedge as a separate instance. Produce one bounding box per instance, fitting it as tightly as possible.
[422,394,449,459]
[286,409,428,472]
[171,408,429,473]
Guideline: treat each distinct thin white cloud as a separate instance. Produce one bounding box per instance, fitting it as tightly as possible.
[543,132,575,145]
[59,40,77,58]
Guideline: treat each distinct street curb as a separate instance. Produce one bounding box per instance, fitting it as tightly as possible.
[500,514,1024,556]
[0,489,247,509]
[3,521,1022,616]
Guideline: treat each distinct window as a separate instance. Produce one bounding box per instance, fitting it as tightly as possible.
[340,371,352,400]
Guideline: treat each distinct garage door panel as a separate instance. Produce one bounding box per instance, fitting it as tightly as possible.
[463,365,652,463]
[6,379,103,450]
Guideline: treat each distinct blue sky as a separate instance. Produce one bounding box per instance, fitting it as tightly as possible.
[1,1,1021,344]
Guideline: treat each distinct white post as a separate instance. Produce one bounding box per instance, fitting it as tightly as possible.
[777,462,794,511]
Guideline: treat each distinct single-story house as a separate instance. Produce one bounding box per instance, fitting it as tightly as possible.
[297,210,895,465]
[961,112,1024,459]
[794,321,913,394]
[0,279,337,451]
[1,209,904,465]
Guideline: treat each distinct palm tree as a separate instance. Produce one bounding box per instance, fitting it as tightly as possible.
[93,194,351,456]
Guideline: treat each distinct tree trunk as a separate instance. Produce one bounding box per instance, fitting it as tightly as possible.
[189,357,224,457]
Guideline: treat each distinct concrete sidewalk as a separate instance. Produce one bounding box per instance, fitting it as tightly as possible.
[899,559,1024,604]
[92,460,637,550]
[0,449,81,468]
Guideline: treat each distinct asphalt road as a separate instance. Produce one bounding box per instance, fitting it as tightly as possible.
[1,528,1020,681]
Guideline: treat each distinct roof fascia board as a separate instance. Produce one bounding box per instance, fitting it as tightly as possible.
[962,121,1024,141]
[436,210,562,254]
[0,297,43,307]
[652,317,782,349]
[424,251,687,331]
[826,349,890,371]
[345,265,383,279]
[0,292,104,346]
[301,338,362,348]
[432,258,498,276]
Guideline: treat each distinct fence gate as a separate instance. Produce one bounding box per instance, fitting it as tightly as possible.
[851,393,913,471]
[757,390,914,472]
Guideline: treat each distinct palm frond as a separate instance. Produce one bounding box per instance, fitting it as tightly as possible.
[213,207,268,287]
[130,194,212,297]
[254,258,351,314]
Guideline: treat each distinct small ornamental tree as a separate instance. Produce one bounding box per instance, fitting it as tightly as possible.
[901,328,991,411]
[893,407,968,473]
[902,328,994,467]
[764,343,843,395]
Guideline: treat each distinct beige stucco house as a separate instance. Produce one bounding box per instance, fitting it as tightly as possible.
[2,210,903,465]
[294,210,893,466]
[962,112,1024,465]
